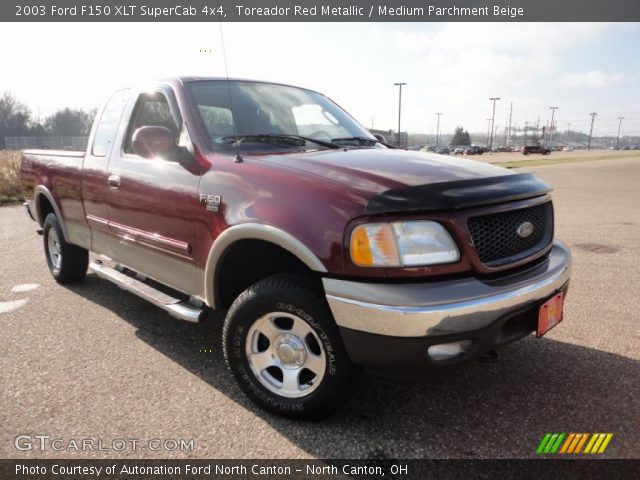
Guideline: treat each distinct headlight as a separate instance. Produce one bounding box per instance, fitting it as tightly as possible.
[350,221,459,267]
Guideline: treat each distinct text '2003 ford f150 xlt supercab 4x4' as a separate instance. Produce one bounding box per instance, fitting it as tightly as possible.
[20,78,571,419]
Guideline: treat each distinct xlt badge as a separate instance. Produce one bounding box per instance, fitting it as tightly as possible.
[199,194,221,212]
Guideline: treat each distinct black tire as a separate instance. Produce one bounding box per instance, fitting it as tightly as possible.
[222,274,356,420]
[43,213,88,284]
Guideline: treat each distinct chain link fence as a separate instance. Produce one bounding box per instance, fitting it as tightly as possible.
[4,136,88,151]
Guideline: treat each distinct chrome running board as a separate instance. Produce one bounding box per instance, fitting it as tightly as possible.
[89,260,202,323]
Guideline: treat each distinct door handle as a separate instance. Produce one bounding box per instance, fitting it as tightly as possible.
[108,174,121,188]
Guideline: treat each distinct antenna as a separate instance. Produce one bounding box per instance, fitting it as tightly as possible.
[218,22,242,163]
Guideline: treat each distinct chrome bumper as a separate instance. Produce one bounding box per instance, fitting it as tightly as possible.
[323,241,571,338]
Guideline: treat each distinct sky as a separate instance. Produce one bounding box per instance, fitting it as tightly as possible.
[1,22,639,137]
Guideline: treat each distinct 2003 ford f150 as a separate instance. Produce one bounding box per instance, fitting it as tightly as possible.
[20,78,571,418]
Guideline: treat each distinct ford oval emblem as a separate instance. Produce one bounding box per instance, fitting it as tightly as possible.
[517,221,534,238]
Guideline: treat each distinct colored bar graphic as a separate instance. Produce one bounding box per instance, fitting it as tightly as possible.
[598,434,613,453]
[567,434,581,453]
[537,433,552,454]
[559,433,575,453]
[591,434,607,453]
[537,433,612,454]
[584,433,599,453]
[544,433,559,453]
[550,433,565,453]
[573,433,588,454]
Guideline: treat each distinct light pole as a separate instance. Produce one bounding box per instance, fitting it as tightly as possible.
[489,97,500,150]
[394,82,406,148]
[548,107,558,148]
[565,122,571,145]
[587,113,597,151]
[616,117,625,149]
[435,112,442,146]
[486,118,492,146]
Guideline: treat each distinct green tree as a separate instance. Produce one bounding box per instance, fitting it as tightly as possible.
[0,92,33,148]
[450,126,471,146]
[44,107,96,136]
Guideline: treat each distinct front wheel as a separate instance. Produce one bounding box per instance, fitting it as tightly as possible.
[43,213,88,284]
[222,274,356,419]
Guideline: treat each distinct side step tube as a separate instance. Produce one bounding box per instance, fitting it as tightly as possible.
[89,261,202,323]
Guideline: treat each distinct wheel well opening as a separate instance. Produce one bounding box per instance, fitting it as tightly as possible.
[216,239,313,309]
[37,194,54,226]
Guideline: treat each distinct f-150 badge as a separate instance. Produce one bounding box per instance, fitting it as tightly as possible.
[199,194,221,212]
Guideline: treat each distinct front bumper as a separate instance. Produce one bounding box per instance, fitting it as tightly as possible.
[323,241,571,369]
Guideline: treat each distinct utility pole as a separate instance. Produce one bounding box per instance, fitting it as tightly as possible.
[565,123,571,145]
[394,83,406,148]
[535,116,540,140]
[587,112,597,151]
[524,121,528,146]
[616,117,625,149]
[548,106,558,148]
[435,112,442,146]
[489,97,500,150]
[486,118,492,146]
[507,102,513,147]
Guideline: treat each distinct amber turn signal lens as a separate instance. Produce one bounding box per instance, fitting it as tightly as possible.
[350,223,400,267]
[350,225,374,266]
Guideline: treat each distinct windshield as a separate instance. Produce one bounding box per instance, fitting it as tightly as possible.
[187,80,380,153]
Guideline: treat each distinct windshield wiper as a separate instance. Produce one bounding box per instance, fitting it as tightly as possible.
[216,134,340,149]
[331,136,395,148]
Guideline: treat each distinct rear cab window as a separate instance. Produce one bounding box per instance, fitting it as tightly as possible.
[91,89,131,157]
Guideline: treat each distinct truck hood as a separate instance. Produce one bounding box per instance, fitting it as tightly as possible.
[249,148,549,215]
[257,148,514,195]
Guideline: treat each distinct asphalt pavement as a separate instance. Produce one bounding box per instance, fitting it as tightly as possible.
[1,157,639,459]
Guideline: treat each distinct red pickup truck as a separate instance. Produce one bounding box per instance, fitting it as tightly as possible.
[20,78,571,419]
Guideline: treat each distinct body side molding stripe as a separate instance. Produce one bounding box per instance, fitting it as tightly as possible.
[86,214,191,256]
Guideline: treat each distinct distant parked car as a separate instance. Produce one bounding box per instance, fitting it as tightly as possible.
[465,145,484,155]
[563,146,574,152]
[453,146,466,155]
[435,146,450,155]
[521,145,551,155]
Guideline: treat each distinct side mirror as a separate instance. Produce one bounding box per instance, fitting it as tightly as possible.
[132,126,177,159]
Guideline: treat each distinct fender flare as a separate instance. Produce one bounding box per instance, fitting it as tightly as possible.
[204,223,327,308]
[33,185,70,242]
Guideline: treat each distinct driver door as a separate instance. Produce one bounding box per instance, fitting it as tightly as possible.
[104,89,200,294]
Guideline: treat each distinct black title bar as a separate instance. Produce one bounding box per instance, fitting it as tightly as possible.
[2,459,640,480]
[4,0,640,22]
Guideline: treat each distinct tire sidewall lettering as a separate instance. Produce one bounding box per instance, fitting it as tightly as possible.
[276,302,336,376]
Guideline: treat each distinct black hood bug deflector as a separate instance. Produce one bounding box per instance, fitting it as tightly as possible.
[365,173,552,215]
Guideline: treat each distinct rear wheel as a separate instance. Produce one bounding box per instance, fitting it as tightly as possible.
[43,213,88,284]
[222,274,356,419]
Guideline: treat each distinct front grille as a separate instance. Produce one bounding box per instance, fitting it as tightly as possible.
[468,202,553,267]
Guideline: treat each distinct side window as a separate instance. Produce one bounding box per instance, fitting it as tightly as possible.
[124,93,179,154]
[91,89,130,157]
